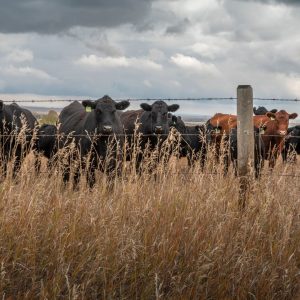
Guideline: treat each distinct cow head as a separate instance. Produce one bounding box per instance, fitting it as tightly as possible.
[286,126,300,151]
[168,115,187,133]
[266,110,298,136]
[253,106,278,116]
[206,123,223,143]
[82,95,130,135]
[140,100,179,135]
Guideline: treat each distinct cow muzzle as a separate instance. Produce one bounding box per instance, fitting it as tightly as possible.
[155,126,163,134]
[103,125,113,134]
[279,130,286,136]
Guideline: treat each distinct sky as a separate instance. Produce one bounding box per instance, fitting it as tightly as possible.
[0,0,299,117]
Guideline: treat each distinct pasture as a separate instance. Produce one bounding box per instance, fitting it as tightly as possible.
[0,143,299,299]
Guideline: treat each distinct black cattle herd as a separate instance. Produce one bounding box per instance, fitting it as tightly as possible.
[0,96,299,187]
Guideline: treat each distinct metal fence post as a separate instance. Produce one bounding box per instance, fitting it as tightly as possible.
[237,85,254,209]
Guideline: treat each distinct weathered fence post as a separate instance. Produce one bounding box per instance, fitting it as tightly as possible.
[237,85,254,209]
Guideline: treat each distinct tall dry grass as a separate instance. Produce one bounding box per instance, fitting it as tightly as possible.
[0,135,299,299]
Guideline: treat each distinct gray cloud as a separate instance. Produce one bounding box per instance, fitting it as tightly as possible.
[0,0,154,34]
[66,29,123,57]
[0,0,300,117]
[165,18,190,35]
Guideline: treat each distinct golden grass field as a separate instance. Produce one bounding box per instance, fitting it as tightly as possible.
[0,147,299,299]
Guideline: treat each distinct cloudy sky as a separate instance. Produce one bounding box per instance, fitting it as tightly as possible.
[0,0,299,116]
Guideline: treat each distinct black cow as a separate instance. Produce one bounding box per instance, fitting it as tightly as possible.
[229,127,265,177]
[253,106,278,115]
[58,95,130,188]
[121,101,180,136]
[168,115,207,167]
[282,126,300,162]
[120,101,179,170]
[0,101,37,178]
[34,124,58,172]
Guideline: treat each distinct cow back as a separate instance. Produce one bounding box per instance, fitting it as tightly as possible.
[208,113,237,135]
[120,109,143,135]
[58,101,86,135]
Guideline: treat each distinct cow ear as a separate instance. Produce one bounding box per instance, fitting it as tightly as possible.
[116,100,130,111]
[266,112,276,120]
[289,113,298,119]
[140,103,152,111]
[82,100,96,109]
[270,109,278,113]
[168,104,179,112]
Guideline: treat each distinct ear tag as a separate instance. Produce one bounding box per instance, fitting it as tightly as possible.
[86,106,92,112]
[260,128,265,134]
[215,129,220,134]
[270,117,275,120]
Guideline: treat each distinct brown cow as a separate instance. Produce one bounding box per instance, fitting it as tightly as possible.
[208,113,237,135]
[206,113,237,172]
[207,109,298,169]
[253,110,298,167]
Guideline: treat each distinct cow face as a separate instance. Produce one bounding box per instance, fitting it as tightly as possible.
[286,126,300,153]
[253,106,278,116]
[140,100,179,134]
[82,95,130,135]
[266,110,298,136]
[206,123,223,143]
[169,115,186,133]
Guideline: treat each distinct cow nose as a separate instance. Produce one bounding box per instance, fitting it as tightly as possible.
[155,126,163,133]
[279,130,286,136]
[103,125,112,133]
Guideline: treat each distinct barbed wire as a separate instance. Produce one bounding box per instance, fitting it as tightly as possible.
[1,97,300,103]
[1,133,300,138]
[20,171,300,178]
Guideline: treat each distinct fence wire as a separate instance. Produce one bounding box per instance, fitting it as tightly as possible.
[21,171,300,178]
[1,97,300,103]
[1,133,300,138]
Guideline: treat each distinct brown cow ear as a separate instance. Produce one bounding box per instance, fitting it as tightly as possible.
[289,113,298,119]
[266,112,276,119]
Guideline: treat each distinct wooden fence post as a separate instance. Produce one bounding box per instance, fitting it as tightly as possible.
[237,85,254,209]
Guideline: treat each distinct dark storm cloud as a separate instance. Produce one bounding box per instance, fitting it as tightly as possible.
[0,0,154,34]
[165,18,190,35]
